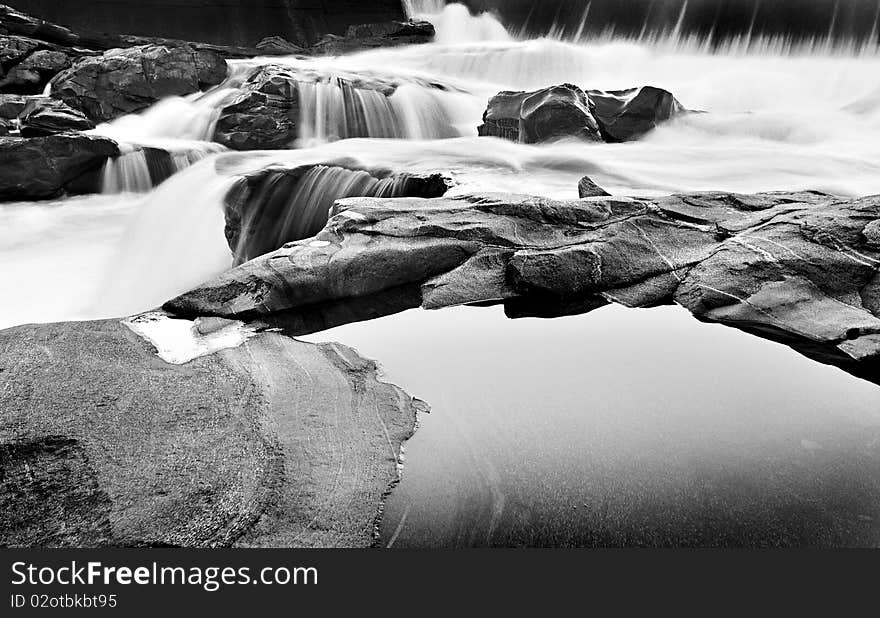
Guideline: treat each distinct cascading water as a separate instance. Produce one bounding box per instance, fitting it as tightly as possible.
[230,164,448,263]
[2,1,880,328]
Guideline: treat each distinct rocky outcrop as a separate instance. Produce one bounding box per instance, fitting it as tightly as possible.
[588,86,687,142]
[212,65,427,150]
[0,314,420,547]
[479,84,687,143]
[311,20,435,55]
[0,34,87,94]
[212,65,302,151]
[478,84,601,143]
[225,163,454,262]
[166,189,880,381]
[18,96,92,136]
[0,133,117,199]
[4,0,409,48]
[49,44,227,123]
[578,175,611,198]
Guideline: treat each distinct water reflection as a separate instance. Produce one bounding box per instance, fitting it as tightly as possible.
[302,304,880,547]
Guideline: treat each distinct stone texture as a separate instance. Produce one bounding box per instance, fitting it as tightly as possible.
[225,163,453,262]
[212,65,404,151]
[18,96,92,136]
[166,189,880,378]
[0,317,419,547]
[311,20,435,55]
[49,44,227,123]
[0,133,118,199]
[578,175,611,198]
[479,84,601,143]
[480,83,687,143]
[588,86,687,142]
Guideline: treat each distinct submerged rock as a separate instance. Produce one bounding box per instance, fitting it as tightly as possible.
[0,133,118,199]
[479,83,687,143]
[167,189,880,379]
[0,315,418,547]
[49,44,227,123]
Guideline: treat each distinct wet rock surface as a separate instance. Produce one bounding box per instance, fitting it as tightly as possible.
[0,317,418,547]
[0,132,118,199]
[480,84,687,143]
[167,188,880,381]
[311,19,435,55]
[212,64,444,150]
[224,163,453,262]
[18,96,92,136]
[49,43,227,123]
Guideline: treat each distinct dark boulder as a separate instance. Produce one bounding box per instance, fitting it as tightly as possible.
[588,86,686,142]
[0,133,118,199]
[18,97,93,136]
[212,65,412,150]
[311,20,435,54]
[212,65,301,151]
[0,48,72,93]
[478,84,601,143]
[0,34,38,69]
[480,84,687,143]
[578,175,611,198]
[49,44,227,123]
[0,93,29,118]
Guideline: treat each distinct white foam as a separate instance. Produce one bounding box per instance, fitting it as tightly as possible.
[122,311,260,364]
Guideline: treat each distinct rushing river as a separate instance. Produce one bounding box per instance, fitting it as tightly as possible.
[2,1,880,545]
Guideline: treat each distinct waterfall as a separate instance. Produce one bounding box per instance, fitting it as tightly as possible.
[231,164,449,263]
[296,77,458,145]
[101,143,225,194]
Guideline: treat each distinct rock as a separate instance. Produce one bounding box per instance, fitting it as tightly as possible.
[212,65,408,150]
[0,133,118,199]
[1,0,410,49]
[0,314,418,547]
[18,97,93,136]
[310,20,435,54]
[225,163,454,262]
[49,44,227,123]
[478,84,601,143]
[864,220,880,249]
[166,190,880,379]
[1,48,72,93]
[0,34,38,68]
[212,65,301,151]
[255,36,304,54]
[588,86,686,142]
[479,84,686,143]
[0,93,29,118]
[578,175,611,198]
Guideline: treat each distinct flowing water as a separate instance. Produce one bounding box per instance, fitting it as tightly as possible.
[2,1,880,545]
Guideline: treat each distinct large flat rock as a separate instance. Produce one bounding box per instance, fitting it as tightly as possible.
[0,315,419,547]
[166,189,880,380]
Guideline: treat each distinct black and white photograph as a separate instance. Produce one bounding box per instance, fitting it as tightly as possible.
[0,0,879,607]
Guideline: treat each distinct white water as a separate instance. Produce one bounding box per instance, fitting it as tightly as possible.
[2,2,880,328]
